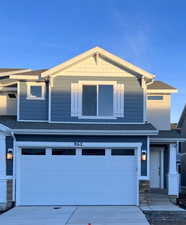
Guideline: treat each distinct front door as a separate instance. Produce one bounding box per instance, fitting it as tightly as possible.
[150,148,161,188]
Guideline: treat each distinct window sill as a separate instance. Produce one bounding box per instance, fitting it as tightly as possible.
[26,97,45,100]
[78,116,117,120]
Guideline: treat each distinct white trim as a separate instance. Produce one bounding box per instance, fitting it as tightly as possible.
[17,119,48,122]
[17,81,20,121]
[142,77,147,122]
[0,69,31,77]
[48,78,51,122]
[13,129,158,136]
[150,138,186,142]
[147,89,177,93]
[78,116,117,120]
[15,141,141,206]
[41,46,155,79]
[49,121,146,124]
[76,81,120,119]
[10,75,40,80]
[12,132,16,201]
[15,141,142,148]
[161,148,164,189]
[147,136,150,179]
[26,82,45,100]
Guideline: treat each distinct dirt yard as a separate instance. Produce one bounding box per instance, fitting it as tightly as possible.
[144,211,186,225]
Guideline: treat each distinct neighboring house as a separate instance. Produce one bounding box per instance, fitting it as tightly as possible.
[0,47,184,208]
[177,105,186,193]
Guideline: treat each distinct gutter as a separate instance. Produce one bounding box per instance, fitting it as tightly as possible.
[12,129,158,136]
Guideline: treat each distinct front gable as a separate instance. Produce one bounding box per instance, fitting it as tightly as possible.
[42,47,155,79]
[53,54,134,77]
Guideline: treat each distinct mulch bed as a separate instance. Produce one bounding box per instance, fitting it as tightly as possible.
[144,211,186,225]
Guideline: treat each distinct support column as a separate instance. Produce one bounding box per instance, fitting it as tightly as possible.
[168,143,179,196]
[0,134,7,205]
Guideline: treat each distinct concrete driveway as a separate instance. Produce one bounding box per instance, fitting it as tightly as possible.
[0,206,149,225]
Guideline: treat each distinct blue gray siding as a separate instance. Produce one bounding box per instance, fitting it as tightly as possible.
[19,81,48,120]
[6,136,13,176]
[51,76,144,123]
[15,134,148,176]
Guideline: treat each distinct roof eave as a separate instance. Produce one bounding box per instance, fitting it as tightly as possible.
[147,89,178,94]
[13,129,158,136]
[41,46,155,79]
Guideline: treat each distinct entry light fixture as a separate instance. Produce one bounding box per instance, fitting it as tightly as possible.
[7,149,13,160]
[141,150,147,161]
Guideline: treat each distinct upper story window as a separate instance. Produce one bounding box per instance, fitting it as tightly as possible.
[148,95,163,100]
[71,81,124,119]
[82,84,113,117]
[27,82,45,100]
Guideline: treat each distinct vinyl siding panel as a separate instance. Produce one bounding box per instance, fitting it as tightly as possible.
[19,82,48,120]
[51,76,144,123]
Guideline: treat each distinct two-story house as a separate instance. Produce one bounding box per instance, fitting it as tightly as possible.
[0,47,184,208]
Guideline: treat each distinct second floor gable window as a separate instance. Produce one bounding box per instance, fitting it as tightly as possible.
[71,81,124,119]
[82,84,113,117]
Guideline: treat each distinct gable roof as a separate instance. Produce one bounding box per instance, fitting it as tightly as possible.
[41,47,155,79]
[147,81,177,93]
[0,68,26,72]
[147,81,176,90]
[0,68,31,76]
[13,69,48,76]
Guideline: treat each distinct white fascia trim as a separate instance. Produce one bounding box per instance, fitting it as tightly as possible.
[13,129,158,135]
[17,82,20,121]
[9,75,40,80]
[0,69,31,77]
[147,89,178,93]
[17,120,48,122]
[41,47,155,79]
[49,121,145,124]
[15,141,142,148]
[48,78,51,122]
[150,138,186,142]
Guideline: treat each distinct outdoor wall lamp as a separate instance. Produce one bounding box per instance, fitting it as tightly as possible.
[7,149,13,160]
[141,150,147,161]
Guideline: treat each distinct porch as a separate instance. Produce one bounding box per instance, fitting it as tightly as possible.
[140,130,185,207]
[140,188,184,211]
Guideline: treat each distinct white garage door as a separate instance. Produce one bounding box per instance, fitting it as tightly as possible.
[16,148,138,205]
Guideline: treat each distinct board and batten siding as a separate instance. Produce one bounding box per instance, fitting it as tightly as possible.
[19,81,48,121]
[51,76,144,123]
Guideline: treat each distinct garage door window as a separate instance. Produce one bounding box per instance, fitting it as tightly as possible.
[52,149,76,155]
[111,149,135,156]
[82,149,105,156]
[22,148,46,155]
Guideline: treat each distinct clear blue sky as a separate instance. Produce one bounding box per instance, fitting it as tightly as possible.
[0,0,185,123]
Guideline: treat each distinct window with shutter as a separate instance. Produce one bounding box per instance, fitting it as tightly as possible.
[71,81,124,119]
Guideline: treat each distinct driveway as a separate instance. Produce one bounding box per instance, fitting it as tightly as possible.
[0,206,149,225]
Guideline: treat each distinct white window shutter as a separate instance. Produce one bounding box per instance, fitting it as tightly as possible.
[71,83,81,117]
[114,83,124,117]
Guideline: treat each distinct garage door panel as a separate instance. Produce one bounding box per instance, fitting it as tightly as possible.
[17,149,138,205]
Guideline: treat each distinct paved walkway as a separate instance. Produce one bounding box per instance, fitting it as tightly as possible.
[0,206,149,225]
